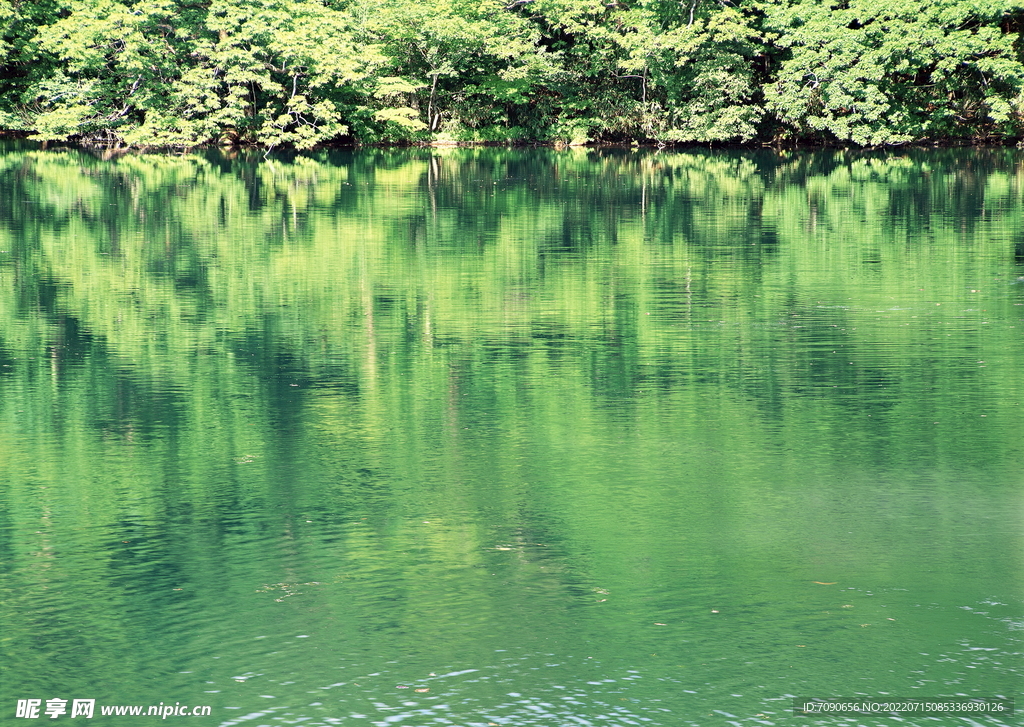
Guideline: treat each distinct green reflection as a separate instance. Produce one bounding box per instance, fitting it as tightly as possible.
[0,145,1021,723]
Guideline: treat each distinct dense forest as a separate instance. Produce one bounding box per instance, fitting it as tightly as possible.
[1,0,1023,148]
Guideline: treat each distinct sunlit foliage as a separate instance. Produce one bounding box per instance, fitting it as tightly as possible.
[1,0,1022,146]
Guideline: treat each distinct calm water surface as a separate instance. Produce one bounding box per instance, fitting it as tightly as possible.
[0,145,1021,726]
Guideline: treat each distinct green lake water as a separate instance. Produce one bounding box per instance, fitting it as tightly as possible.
[0,144,1021,726]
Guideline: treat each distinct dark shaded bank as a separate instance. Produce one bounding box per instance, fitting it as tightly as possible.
[5,137,1024,159]
[2,0,1023,151]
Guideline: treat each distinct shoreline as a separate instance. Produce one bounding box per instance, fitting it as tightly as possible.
[2,131,1023,155]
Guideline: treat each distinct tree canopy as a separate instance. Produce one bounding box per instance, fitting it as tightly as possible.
[1,0,1023,148]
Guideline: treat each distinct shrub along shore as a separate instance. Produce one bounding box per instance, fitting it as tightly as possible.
[2,0,1023,150]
